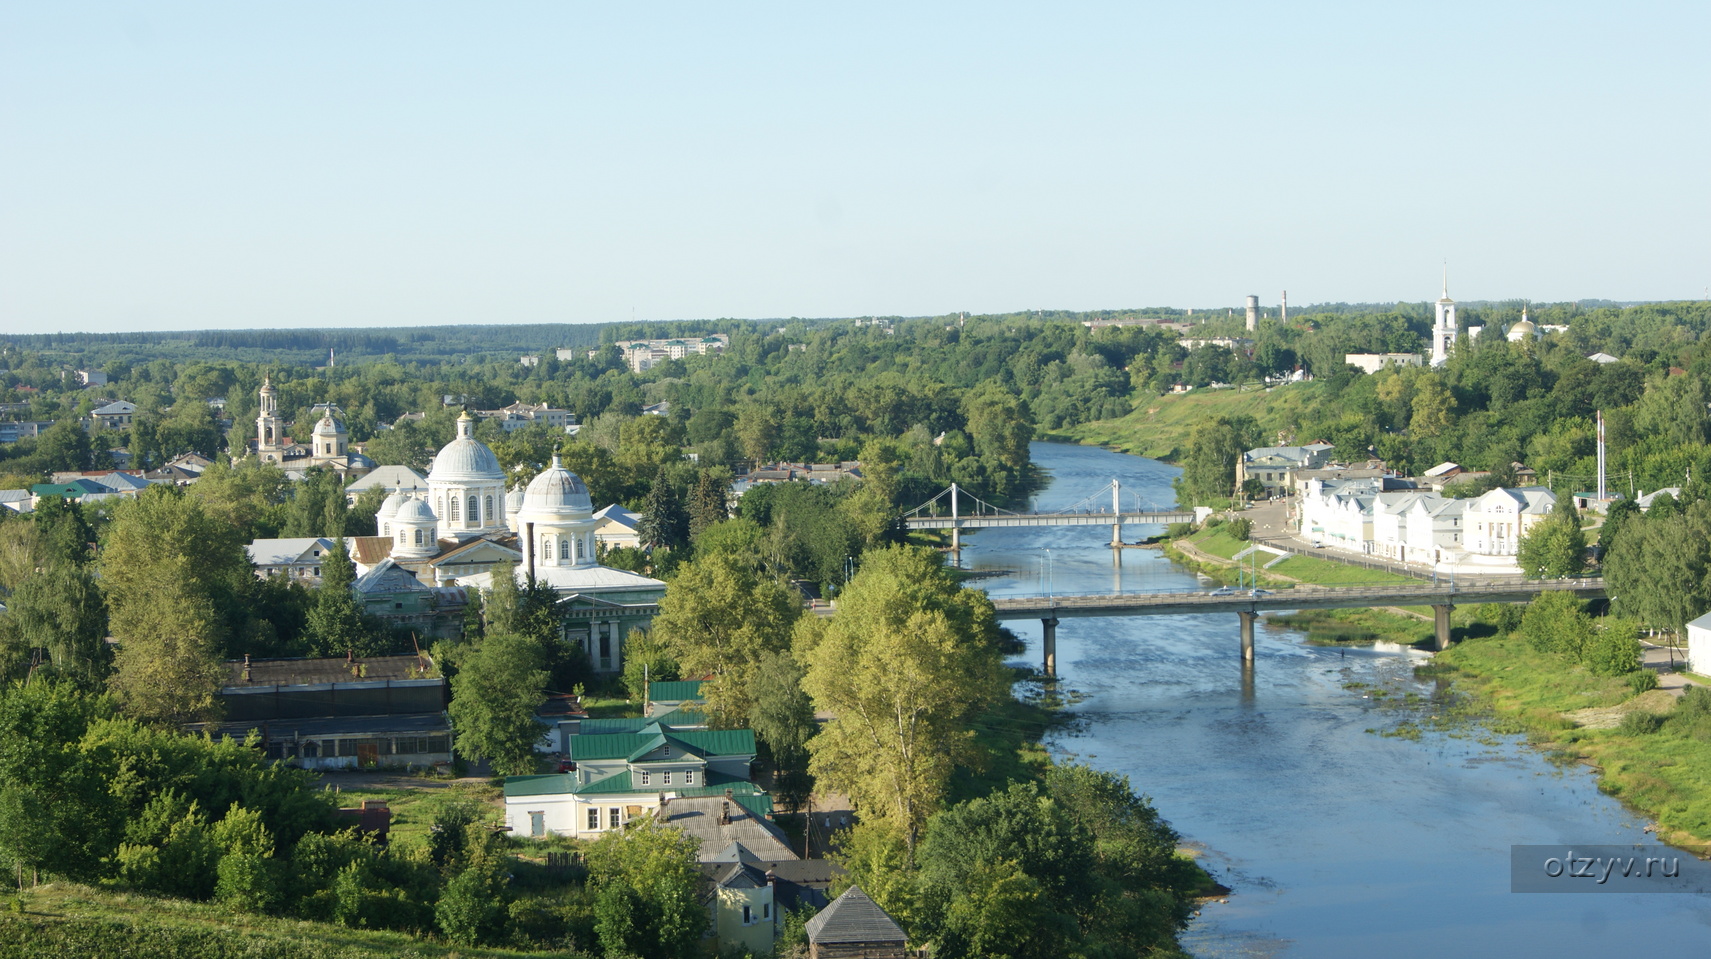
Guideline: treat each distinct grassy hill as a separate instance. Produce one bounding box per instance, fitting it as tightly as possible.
[1050,381,1331,462]
[0,883,571,959]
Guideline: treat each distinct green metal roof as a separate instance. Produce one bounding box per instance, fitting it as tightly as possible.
[576,770,636,795]
[503,774,577,798]
[578,706,706,737]
[571,727,755,762]
[648,680,705,702]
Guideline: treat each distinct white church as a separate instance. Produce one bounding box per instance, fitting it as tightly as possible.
[251,386,665,674]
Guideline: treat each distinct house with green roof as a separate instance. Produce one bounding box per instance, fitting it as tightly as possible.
[646,679,706,717]
[504,723,761,839]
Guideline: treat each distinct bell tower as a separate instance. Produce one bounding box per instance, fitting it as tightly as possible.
[256,376,284,464]
[1431,268,1457,367]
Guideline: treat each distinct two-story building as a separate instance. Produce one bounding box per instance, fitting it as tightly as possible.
[503,723,763,840]
[1463,487,1556,557]
[1238,444,1335,497]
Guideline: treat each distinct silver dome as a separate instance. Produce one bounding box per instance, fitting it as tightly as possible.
[427,412,505,484]
[378,489,410,522]
[395,496,438,525]
[521,453,593,517]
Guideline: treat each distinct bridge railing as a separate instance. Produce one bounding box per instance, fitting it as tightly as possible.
[985,577,1605,604]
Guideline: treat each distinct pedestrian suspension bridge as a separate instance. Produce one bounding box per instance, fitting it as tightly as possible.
[902,480,1203,548]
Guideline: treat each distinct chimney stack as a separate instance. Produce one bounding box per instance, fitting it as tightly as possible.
[1245,295,1260,331]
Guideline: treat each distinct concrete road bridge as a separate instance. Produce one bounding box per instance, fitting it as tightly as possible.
[986,578,1607,676]
[902,481,1204,547]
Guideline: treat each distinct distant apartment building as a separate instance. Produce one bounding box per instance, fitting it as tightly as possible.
[591,334,731,373]
[472,401,575,432]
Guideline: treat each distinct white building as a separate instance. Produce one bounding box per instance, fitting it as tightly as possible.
[1685,611,1711,675]
[1462,487,1556,557]
[1345,353,1423,375]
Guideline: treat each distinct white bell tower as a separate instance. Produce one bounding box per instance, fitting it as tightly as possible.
[1431,269,1457,367]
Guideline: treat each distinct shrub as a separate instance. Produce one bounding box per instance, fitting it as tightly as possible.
[1627,670,1660,695]
[1227,518,1252,542]
[1585,624,1642,677]
[1619,711,1664,735]
[1476,603,1525,634]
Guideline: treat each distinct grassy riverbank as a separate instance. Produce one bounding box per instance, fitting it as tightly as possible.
[1428,636,1711,852]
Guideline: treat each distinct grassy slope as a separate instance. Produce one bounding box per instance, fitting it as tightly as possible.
[1436,635,1711,851]
[0,883,570,959]
[1053,381,1329,461]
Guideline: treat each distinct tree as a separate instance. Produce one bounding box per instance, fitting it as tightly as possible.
[636,466,689,551]
[303,538,374,657]
[747,649,816,812]
[621,628,678,704]
[1585,618,1643,677]
[795,546,1007,858]
[0,563,108,687]
[1174,414,1260,507]
[649,552,800,726]
[1606,502,1711,634]
[1516,500,1587,578]
[1521,591,1594,658]
[447,632,549,776]
[586,819,706,959]
[687,468,731,539]
[102,486,247,724]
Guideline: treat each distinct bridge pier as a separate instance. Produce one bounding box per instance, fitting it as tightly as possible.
[950,527,960,551]
[1238,610,1257,664]
[1041,617,1058,678]
[1432,604,1454,651]
[1111,522,1122,547]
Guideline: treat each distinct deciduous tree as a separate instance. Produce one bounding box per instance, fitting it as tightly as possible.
[795,546,1006,858]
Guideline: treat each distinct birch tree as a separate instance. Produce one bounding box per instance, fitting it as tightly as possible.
[795,545,1006,860]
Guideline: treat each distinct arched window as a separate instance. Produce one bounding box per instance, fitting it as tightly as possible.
[414,529,424,547]
[485,495,494,521]
[397,529,405,545]
[382,522,390,537]
[467,495,479,524]
[449,497,460,521]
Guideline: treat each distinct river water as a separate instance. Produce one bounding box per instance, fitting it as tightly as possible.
[961,442,1711,958]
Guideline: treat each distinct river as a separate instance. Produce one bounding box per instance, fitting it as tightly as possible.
[960,442,1711,957]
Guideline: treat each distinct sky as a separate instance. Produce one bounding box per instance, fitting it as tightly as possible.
[2,2,1708,334]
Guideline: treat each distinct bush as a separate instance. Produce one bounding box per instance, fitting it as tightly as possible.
[1227,518,1252,542]
[214,853,284,913]
[1476,603,1525,634]
[1627,670,1660,695]
[1619,711,1664,735]
[1585,624,1642,677]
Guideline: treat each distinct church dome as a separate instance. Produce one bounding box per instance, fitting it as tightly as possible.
[427,411,505,484]
[520,453,593,519]
[312,411,345,436]
[396,495,438,525]
[1507,316,1537,342]
[378,489,410,524]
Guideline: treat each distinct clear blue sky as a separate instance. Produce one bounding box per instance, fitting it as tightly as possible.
[3,2,1707,334]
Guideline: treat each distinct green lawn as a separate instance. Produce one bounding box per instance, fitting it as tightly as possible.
[1266,554,1415,585]
[314,778,501,849]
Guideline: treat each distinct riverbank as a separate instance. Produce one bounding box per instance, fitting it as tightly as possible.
[1426,636,1711,853]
